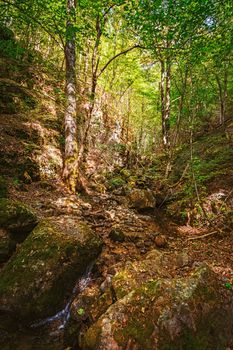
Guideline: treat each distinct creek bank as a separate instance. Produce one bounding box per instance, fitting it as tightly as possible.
[0,218,103,322]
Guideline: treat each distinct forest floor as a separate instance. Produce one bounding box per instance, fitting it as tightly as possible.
[10,179,233,281]
[7,178,233,349]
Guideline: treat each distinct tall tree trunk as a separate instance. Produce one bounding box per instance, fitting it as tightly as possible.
[160,58,171,149]
[173,64,188,147]
[63,0,78,193]
[78,15,102,165]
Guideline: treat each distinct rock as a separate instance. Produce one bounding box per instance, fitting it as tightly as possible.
[154,234,167,248]
[0,219,103,321]
[0,198,38,236]
[81,264,233,350]
[175,252,193,268]
[128,189,156,211]
[64,282,114,349]
[111,250,170,299]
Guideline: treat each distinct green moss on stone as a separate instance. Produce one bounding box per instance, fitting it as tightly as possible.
[0,220,103,321]
[0,198,38,234]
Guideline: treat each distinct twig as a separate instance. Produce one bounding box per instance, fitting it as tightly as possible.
[187,231,218,240]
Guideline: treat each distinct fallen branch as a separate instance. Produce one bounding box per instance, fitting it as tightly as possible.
[187,231,218,241]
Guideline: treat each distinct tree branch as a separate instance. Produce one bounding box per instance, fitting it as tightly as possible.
[97,44,144,78]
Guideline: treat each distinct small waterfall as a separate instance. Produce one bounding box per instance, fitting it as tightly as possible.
[31,263,93,333]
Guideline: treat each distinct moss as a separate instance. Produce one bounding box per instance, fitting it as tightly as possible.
[82,264,233,349]
[0,198,38,234]
[120,320,155,348]
[83,322,102,349]
[0,220,103,321]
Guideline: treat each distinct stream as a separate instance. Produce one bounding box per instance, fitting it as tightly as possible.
[0,265,94,350]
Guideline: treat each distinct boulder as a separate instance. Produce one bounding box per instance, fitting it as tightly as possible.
[81,264,233,350]
[65,250,170,348]
[0,219,103,321]
[128,189,155,210]
[0,198,38,236]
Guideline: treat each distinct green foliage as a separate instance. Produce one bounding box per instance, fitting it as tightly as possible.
[0,39,25,60]
[224,283,233,290]
[108,176,126,189]
[12,177,20,187]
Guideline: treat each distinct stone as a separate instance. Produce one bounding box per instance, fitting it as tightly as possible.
[0,198,38,235]
[0,219,103,321]
[81,264,233,350]
[154,235,167,248]
[128,189,156,211]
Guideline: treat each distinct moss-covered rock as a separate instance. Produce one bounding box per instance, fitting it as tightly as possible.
[65,283,113,348]
[0,198,38,235]
[0,219,103,321]
[81,264,233,350]
[128,188,156,211]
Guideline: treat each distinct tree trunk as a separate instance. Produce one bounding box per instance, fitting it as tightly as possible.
[173,64,188,147]
[160,58,171,149]
[63,0,78,193]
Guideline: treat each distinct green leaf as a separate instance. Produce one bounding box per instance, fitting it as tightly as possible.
[77,307,85,316]
[224,283,233,290]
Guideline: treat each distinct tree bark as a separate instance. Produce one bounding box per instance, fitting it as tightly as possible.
[63,0,79,193]
[160,58,171,149]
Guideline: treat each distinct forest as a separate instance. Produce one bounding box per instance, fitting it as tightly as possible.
[0,0,233,349]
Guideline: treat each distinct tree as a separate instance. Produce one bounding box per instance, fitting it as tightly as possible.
[126,0,222,149]
[62,0,79,192]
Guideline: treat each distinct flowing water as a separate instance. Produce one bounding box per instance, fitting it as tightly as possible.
[0,265,94,350]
